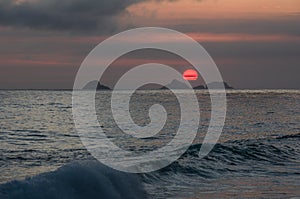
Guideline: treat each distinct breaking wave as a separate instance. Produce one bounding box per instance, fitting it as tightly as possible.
[0,161,147,199]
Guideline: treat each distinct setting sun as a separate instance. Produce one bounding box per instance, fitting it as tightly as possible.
[183,69,198,81]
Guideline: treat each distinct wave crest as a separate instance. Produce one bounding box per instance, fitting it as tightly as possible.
[0,161,147,199]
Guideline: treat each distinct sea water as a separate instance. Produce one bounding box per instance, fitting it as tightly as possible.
[0,90,299,198]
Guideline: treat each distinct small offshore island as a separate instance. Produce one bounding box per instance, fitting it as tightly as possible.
[83,80,234,90]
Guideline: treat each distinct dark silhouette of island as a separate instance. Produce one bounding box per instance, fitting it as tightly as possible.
[161,80,191,90]
[161,80,233,90]
[193,85,207,90]
[83,80,233,90]
[83,80,111,90]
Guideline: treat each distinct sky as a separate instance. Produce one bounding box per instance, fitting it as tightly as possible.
[0,0,299,89]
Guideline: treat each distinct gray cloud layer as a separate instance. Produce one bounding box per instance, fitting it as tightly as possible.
[0,0,144,32]
[1,0,298,36]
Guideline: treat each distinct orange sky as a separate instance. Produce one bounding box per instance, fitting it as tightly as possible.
[128,0,300,22]
[124,0,300,43]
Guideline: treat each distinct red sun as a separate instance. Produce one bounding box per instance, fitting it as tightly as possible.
[183,69,198,81]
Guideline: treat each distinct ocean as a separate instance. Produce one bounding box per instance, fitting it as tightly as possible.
[0,90,299,198]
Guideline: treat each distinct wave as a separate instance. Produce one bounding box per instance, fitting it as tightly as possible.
[0,161,147,199]
[141,135,300,198]
[276,133,300,140]
[1,134,299,198]
[143,135,300,183]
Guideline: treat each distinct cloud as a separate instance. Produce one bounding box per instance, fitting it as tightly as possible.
[0,0,146,32]
[0,0,203,33]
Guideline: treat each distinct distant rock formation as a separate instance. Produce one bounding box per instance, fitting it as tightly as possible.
[161,80,191,90]
[193,85,207,90]
[225,82,234,89]
[83,81,111,90]
[83,80,233,90]
[162,80,233,90]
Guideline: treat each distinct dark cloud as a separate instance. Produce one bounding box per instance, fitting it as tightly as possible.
[0,0,144,32]
[2,0,298,37]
